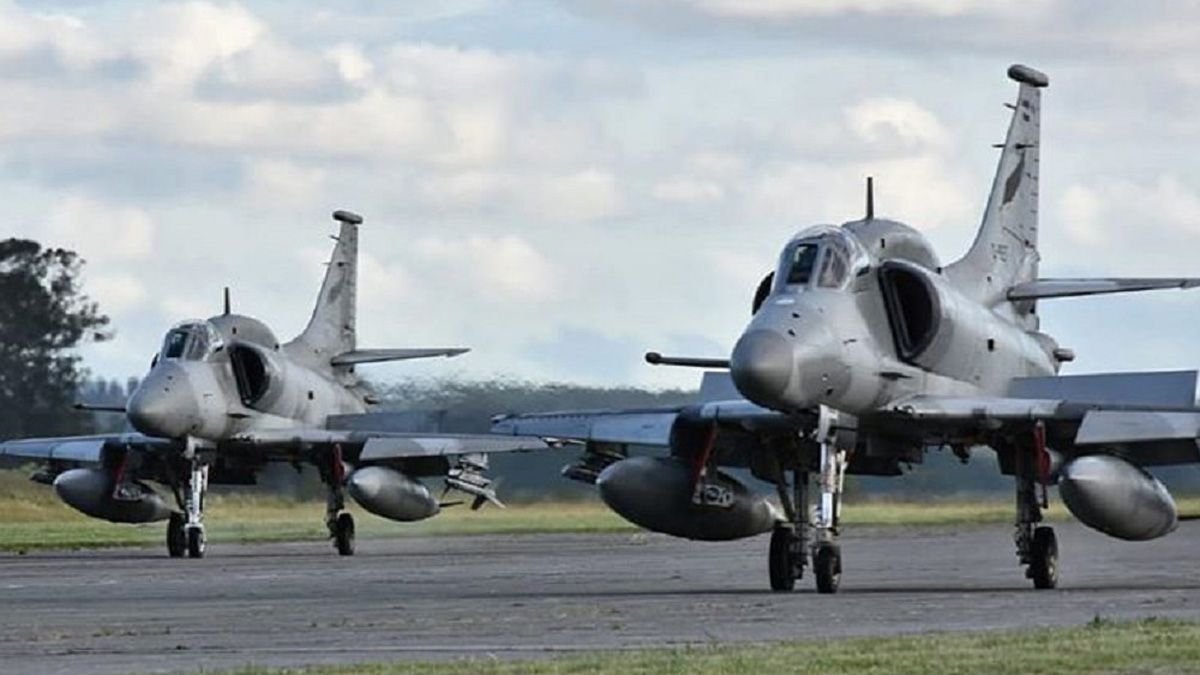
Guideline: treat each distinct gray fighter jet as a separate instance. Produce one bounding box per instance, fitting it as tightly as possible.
[493,64,1200,592]
[2,210,545,558]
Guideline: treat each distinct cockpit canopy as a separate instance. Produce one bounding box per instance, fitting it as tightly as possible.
[158,321,222,362]
[774,226,869,293]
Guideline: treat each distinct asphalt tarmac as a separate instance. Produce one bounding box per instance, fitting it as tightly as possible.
[3,522,1200,675]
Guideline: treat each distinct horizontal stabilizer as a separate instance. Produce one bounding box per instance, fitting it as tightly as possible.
[330,348,469,366]
[1008,278,1200,301]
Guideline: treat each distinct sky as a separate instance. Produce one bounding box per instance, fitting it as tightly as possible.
[3,0,1200,390]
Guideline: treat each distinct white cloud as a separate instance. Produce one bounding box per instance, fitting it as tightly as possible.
[652,177,725,204]
[243,159,328,205]
[845,97,948,150]
[687,0,1046,18]
[87,273,149,313]
[1050,175,1200,274]
[44,196,155,262]
[127,1,266,88]
[522,169,625,223]
[414,234,559,301]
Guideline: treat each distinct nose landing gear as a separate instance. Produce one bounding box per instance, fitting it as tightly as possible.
[768,405,847,593]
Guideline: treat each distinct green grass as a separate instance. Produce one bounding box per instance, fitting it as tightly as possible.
[4,469,1199,553]
[220,618,1200,675]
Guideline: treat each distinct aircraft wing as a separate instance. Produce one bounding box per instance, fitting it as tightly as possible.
[491,408,682,446]
[883,396,1200,467]
[0,433,177,464]
[491,399,797,448]
[224,428,549,461]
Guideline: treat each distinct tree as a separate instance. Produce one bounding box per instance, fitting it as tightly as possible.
[0,239,110,439]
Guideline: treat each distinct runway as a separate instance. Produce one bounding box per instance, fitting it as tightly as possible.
[3,522,1200,675]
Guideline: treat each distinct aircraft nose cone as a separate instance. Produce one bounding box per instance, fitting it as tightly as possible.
[730,330,794,407]
[127,363,198,438]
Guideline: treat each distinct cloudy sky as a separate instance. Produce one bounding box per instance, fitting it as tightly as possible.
[3,0,1200,389]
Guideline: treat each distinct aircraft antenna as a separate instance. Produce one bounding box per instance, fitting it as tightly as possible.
[866,176,874,220]
[223,287,231,315]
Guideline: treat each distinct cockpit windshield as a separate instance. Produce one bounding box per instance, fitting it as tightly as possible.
[774,227,868,294]
[818,234,852,288]
[786,244,820,285]
[159,321,220,362]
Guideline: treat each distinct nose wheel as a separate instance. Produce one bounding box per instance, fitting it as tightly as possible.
[186,525,206,558]
[769,525,803,591]
[813,543,842,594]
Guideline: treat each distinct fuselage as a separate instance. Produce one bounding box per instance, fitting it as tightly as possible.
[730,220,1060,415]
[126,314,366,441]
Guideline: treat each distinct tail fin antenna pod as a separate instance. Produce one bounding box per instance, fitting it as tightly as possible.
[946,64,1048,319]
[294,210,362,361]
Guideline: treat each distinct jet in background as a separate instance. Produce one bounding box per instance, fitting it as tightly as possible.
[494,64,1200,593]
[2,210,545,558]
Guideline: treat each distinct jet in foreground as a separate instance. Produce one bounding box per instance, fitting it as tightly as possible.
[2,211,544,558]
[494,64,1200,592]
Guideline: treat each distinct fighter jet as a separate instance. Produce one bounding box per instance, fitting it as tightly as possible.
[1,210,545,558]
[493,64,1200,593]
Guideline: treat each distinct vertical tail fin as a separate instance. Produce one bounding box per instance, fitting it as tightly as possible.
[291,210,361,362]
[947,65,1048,316]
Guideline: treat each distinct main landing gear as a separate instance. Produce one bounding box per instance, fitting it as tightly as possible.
[1015,422,1058,589]
[324,444,355,556]
[769,406,847,593]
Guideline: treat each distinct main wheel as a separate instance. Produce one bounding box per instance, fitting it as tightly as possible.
[167,514,186,558]
[186,526,206,559]
[334,512,355,556]
[769,526,798,592]
[814,543,842,594]
[1028,526,1058,589]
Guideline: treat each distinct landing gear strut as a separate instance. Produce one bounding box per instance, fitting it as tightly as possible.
[324,444,355,556]
[812,406,846,594]
[768,406,847,593]
[184,460,208,559]
[1015,422,1058,589]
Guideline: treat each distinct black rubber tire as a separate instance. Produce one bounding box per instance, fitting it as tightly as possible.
[768,526,797,592]
[186,526,205,559]
[166,514,186,558]
[334,512,355,556]
[814,543,842,594]
[1029,526,1059,590]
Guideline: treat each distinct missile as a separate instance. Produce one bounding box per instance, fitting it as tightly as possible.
[596,456,781,541]
[1058,455,1177,541]
[346,466,440,522]
[53,468,173,523]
